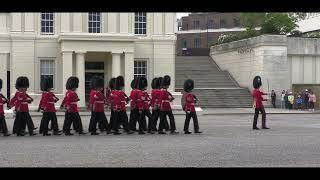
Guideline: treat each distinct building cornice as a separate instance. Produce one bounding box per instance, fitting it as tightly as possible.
[58,33,138,42]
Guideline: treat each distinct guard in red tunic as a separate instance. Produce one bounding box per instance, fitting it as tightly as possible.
[88,76,109,135]
[129,78,139,131]
[107,77,116,133]
[158,75,178,134]
[252,76,270,130]
[112,76,134,135]
[38,78,61,136]
[0,79,11,136]
[62,76,86,135]
[136,77,154,134]
[150,77,161,131]
[182,79,202,134]
[12,76,37,136]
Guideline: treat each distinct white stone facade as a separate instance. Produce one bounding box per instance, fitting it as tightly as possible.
[210,35,320,106]
[0,13,178,108]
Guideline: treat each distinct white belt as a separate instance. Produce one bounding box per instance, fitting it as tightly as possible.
[95,101,104,104]
[188,103,195,105]
[0,103,3,105]
[162,100,170,102]
[121,101,126,103]
[48,102,55,104]
[21,102,28,104]
[70,102,77,104]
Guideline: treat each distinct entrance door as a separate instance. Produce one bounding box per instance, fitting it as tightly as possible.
[85,72,104,103]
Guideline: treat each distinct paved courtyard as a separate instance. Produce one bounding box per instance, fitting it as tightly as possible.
[1,112,320,167]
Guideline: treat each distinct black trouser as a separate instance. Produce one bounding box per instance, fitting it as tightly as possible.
[253,108,266,128]
[63,112,84,134]
[16,112,34,135]
[89,112,109,133]
[159,111,176,132]
[63,111,77,133]
[108,110,114,132]
[113,110,130,132]
[271,98,276,108]
[129,109,139,131]
[184,111,199,132]
[152,109,160,131]
[0,114,9,134]
[40,112,59,135]
[138,109,153,132]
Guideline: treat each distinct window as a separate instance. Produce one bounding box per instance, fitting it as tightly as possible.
[193,20,200,29]
[40,60,55,89]
[134,61,147,79]
[220,19,226,28]
[233,18,240,27]
[40,13,54,34]
[88,12,101,33]
[207,20,214,29]
[194,38,201,48]
[135,12,147,35]
[182,39,187,48]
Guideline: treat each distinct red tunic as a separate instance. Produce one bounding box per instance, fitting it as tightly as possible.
[252,88,265,108]
[108,90,115,110]
[38,91,57,112]
[112,90,127,111]
[88,89,95,110]
[0,95,5,115]
[129,89,139,110]
[92,90,105,112]
[137,90,150,110]
[64,90,79,112]
[13,91,30,112]
[182,92,196,112]
[159,88,172,111]
[150,89,161,108]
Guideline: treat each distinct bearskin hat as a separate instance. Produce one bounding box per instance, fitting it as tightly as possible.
[15,76,30,89]
[40,78,53,91]
[184,79,194,93]
[130,79,136,89]
[109,78,116,90]
[151,77,158,89]
[66,76,79,90]
[0,79,2,90]
[89,76,98,90]
[157,77,163,89]
[115,76,125,90]
[95,77,104,89]
[253,76,262,89]
[162,75,171,87]
[138,76,148,90]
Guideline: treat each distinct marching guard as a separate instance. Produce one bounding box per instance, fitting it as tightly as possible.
[182,79,202,134]
[0,79,11,136]
[252,76,270,130]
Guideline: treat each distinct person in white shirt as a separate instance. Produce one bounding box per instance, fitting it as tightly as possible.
[281,90,285,109]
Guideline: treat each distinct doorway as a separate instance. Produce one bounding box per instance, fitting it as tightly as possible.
[85,62,105,103]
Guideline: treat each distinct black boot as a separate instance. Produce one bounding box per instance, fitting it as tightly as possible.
[253,127,260,130]
[194,130,202,134]
[3,133,11,136]
[53,131,62,135]
[65,132,74,136]
[91,131,99,135]
[184,131,192,134]
[43,133,51,136]
[139,131,145,135]
[158,130,166,134]
[113,131,121,135]
[170,131,179,134]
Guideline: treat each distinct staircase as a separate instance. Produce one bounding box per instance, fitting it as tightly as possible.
[175,56,252,108]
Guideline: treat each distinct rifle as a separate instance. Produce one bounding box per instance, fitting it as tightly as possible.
[0,93,11,109]
[167,91,175,102]
[26,93,34,103]
[193,94,199,103]
[124,93,130,104]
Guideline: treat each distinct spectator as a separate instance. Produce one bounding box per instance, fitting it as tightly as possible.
[296,94,302,111]
[281,90,285,109]
[288,92,294,109]
[309,91,316,111]
[271,90,276,108]
[303,89,309,110]
[284,91,289,109]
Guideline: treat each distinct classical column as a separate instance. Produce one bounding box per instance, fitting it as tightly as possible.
[112,52,121,78]
[62,51,73,94]
[75,51,86,107]
[0,53,8,98]
[124,52,134,95]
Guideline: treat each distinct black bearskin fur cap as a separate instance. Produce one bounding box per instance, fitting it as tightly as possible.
[109,78,116,90]
[40,78,53,91]
[15,76,30,89]
[162,75,171,87]
[130,79,136,89]
[183,79,194,93]
[138,77,148,90]
[151,77,158,89]
[253,76,262,89]
[157,77,163,89]
[115,76,125,90]
[66,76,79,90]
[0,79,2,90]
[95,77,104,89]
[89,76,98,90]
